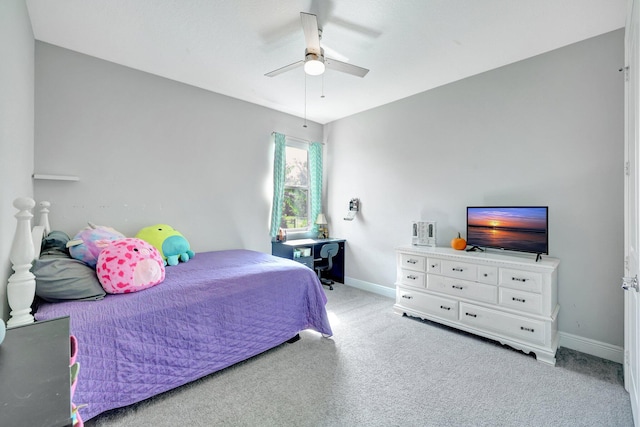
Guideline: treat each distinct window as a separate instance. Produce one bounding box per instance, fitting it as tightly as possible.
[281,144,310,230]
[270,132,322,239]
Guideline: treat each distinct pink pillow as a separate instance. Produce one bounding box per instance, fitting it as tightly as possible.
[96,238,165,294]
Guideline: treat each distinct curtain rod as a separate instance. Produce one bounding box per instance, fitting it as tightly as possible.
[271,132,325,145]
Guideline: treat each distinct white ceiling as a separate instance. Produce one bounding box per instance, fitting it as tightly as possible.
[25,0,627,125]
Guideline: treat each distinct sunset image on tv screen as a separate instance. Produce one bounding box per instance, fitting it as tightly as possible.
[467,207,547,231]
[467,207,548,254]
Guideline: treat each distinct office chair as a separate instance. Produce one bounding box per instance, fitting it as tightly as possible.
[315,242,339,290]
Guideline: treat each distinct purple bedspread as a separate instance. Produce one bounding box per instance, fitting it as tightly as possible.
[35,249,332,421]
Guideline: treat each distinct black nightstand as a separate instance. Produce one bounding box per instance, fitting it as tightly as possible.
[0,316,71,427]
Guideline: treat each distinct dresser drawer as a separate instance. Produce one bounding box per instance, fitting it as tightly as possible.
[500,268,542,293]
[427,275,497,304]
[400,253,426,272]
[441,260,477,281]
[427,258,441,274]
[397,288,459,321]
[459,303,545,346]
[499,288,543,315]
[477,265,498,285]
[399,269,426,288]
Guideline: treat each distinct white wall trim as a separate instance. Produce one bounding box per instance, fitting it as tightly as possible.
[558,331,624,364]
[343,276,395,299]
[343,277,624,364]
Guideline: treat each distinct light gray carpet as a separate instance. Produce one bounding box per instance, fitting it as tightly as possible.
[84,284,632,427]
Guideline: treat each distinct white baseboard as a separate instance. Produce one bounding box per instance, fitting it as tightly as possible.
[558,331,624,364]
[343,277,624,364]
[343,276,395,299]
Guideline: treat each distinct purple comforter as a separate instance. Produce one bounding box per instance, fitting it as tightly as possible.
[35,249,332,421]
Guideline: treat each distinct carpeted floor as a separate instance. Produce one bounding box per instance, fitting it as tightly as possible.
[84,284,632,426]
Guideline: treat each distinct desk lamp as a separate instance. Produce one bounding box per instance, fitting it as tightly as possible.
[316,213,328,239]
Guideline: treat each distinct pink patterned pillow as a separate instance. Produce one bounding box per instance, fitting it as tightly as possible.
[96,238,165,294]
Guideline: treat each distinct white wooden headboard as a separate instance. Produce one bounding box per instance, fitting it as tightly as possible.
[6,197,51,328]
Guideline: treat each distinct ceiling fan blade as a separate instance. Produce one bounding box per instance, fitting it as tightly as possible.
[321,43,349,63]
[300,12,321,55]
[265,60,304,77]
[325,57,369,78]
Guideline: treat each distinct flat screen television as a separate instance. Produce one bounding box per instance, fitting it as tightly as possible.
[466,206,548,257]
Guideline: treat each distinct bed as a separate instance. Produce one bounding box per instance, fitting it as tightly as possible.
[4,198,333,422]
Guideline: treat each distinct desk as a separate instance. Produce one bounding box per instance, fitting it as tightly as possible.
[272,238,345,283]
[0,317,71,427]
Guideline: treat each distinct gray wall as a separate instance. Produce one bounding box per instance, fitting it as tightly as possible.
[326,30,625,348]
[34,42,323,255]
[0,0,35,321]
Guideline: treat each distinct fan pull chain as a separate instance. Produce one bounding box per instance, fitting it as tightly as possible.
[303,73,308,128]
[321,73,325,98]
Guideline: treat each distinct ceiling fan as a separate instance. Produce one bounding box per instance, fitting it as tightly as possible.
[265,12,369,78]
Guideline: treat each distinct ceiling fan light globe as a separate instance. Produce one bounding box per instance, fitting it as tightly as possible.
[304,59,325,75]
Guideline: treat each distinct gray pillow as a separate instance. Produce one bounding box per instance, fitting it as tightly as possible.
[41,230,71,254]
[33,251,106,303]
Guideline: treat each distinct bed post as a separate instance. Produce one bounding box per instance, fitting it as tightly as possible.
[6,197,36,328]
[38,201,51,235]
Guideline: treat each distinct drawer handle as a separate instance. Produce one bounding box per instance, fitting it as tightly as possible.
[451,285,464,290]
[402,294,413,300]
[483,273,488,277]
[520,326,535,333]
[465,312,477,318]
[452,267,464,272]
[512,277,527,282]
[406,259,418,264]
[406,275,418,280]
[431,264,437,268]
[512,297,526,303]
[440,305,451,311]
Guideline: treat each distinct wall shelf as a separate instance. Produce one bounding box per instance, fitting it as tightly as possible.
[32,174,79,182]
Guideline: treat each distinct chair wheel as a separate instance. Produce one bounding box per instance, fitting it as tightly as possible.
[329,285,333,290]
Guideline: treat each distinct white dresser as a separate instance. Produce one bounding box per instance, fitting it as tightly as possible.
[393,246,560,365]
